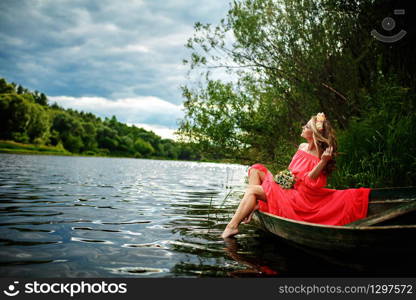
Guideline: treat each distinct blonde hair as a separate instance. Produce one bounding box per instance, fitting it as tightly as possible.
[309,115,337,175]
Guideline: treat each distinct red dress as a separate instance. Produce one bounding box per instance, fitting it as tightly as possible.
[250,149,370,226]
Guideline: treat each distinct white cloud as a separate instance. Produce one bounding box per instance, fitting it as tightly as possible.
[146,30,194,49]
[0,32,24,47]
[108,43,151,54]
[48,95,184,128]
[123,44,151,53]
[129,123,178,140]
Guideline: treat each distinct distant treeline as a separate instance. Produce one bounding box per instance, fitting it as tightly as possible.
[0,78,200,160]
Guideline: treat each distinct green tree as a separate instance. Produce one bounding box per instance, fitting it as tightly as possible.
[32,91,48,106]
[81,121,98,151]
[97,125,119,151]
[26,102,50,143]
[0,94,31,141]
[51,111,86,152]
[134,138,155,157]
[118,135,134,154]
[0,78,15,94]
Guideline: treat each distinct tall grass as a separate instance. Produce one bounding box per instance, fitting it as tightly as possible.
[328,78,416,188]
[0,140,70,155]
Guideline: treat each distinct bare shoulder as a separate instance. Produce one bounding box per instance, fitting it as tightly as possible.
[298,143,308,151]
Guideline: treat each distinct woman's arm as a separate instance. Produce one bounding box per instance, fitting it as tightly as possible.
[307,146,333,180]
[307,160,327,180]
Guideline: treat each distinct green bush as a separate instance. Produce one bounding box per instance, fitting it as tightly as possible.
[83,150,96,156]
[328,76,416,188]
[11,132,30,143]
[134,138,154,157]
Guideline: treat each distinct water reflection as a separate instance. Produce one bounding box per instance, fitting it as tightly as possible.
[223,238,279,277]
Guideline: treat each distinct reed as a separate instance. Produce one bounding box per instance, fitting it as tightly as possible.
[328,92,415,189]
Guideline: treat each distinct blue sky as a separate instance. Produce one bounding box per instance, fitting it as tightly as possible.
[0,0,231,139]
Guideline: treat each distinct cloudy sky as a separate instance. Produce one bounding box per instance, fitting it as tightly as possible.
[0,0,231,139]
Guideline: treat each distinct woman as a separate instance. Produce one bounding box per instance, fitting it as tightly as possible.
[221,113,370,239]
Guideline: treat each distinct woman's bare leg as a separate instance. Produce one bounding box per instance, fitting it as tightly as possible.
[242,203,259,224]
[248,168,265,185]
[242,168,266,223]
[221,185,266,238]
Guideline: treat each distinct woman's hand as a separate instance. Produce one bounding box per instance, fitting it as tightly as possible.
[321,146,333,163]
[308,148,332,179]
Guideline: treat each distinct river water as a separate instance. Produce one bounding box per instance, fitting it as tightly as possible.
[0,153,414,277]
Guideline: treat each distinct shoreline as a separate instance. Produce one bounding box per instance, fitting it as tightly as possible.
[0,140,243,164]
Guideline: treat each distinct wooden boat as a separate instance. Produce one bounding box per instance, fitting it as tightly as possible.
[251,187,416,253]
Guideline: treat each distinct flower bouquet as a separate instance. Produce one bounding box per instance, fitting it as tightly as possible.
[274,169,296,189]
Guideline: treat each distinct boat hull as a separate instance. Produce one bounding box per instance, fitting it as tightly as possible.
[252,210,416,253]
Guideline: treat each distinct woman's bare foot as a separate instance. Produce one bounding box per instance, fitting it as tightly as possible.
[221,226,239,239]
